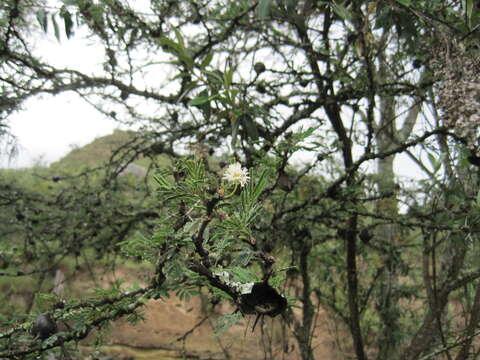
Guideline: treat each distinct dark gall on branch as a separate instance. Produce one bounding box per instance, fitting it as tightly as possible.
[359,229,372,244]
[239,282,287,331]
[240,282,287,317]
[31,313,57,340]
[254,62,266,74]
[468,154,480,167]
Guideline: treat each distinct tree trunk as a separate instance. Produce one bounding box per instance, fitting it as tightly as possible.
[374,82,402,359]
[375,155,401,360]
[372,57,426,359]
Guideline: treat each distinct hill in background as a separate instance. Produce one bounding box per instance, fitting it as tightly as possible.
[51,129,138,170]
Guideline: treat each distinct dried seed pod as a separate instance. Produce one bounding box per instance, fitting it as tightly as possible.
[32,313,57,340]
[359,229,373,244]
[120,89,129,100]
[254,62,266,74]
[412,59,422,68]
[256,84,267,93]
[278,172,294,192]
[299,79,309,87]
[262,239,274,253]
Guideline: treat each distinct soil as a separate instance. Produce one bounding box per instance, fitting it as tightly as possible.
[68,265,346,360]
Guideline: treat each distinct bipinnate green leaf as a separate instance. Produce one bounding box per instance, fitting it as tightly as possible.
[60,6,74,38]
[257,0,272,19]
[174,28,186,50]
[158,36,193,68]
[200,52,214,69]
[153,172,173,190]
[52,14,61,42]
[158,37,181,52]
[189,96,210,106]
[214,312,242,335]
[332,3,352,20]
[465,0,474,27]
[427,152,441,173]
[223,67,234,90]
[242,115,259,141]
[230,116,240,149]
[241,168,269,212]
[36,9,48,33]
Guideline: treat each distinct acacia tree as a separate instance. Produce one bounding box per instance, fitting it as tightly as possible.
[1,0,480,359]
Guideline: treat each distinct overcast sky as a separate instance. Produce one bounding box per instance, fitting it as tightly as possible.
[3,95,117,168]
[1,0,171,168]
[1,12,118,168]
[0,3,429,186]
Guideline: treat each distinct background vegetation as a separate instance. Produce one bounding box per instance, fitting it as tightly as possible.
[1,0,480,359]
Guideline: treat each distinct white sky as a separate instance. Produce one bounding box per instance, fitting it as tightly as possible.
[1,15,118,168]
[0,0,170,168]
[3,94,118,167]
[0,4,430,185]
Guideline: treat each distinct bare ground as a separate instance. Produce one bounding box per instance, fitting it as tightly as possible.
[66,264,348,360]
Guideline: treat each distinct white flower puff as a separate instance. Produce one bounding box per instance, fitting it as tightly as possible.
[222,162,250,188]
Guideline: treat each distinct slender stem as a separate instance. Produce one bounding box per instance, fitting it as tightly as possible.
[223,184,238,199]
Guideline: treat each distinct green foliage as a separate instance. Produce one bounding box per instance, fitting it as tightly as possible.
[34,4,74,41]
[158,31,194,69]
[257,0,272,19]
[4,1,480,359]
[213,311,242,336]
[154,159,267,258]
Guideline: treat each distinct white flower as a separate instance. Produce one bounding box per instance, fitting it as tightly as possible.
[222,162,249,188]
